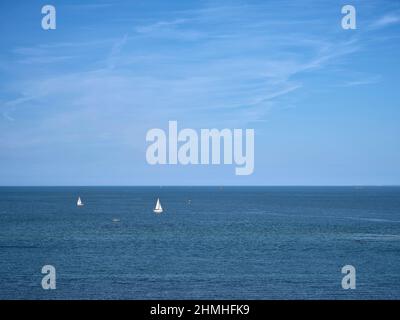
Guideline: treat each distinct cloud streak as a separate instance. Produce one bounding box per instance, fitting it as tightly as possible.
[370,14,400,29]
[0,2,376,136]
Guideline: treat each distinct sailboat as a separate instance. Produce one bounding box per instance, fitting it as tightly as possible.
[153,198,163,214]
[77,196,84,207]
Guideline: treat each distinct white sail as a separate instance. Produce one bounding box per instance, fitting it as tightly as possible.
[153,198,163,213]
[77,196,84,206]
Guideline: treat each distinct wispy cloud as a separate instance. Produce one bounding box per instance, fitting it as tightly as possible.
[62,3,114,10]
[0,2,365,130]
[18,55,74,65]
[107,34,128,70]
[135,19,189,34]
[370,14,400,29]
[341,75,382,87]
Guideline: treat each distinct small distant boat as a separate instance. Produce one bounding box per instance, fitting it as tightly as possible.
[112,218,120,222]
[153,198,163,214]
[77,196,84,207]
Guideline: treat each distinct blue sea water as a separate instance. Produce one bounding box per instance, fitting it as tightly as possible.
[0,186,399,300]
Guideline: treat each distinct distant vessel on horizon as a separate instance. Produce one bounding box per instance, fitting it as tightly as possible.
[153,198,163,214]
[77,196,84,207]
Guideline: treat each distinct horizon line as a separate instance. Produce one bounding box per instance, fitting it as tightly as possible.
[1,185,400,187]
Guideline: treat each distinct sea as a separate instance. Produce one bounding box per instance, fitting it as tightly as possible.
[0,186,399,299]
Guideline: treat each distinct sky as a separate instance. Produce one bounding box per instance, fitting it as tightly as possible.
[0,0,399,186]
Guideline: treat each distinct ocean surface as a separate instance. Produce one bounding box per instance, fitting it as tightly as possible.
[0,186,399,300]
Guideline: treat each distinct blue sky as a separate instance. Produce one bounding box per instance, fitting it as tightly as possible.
[0,0,399,185]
